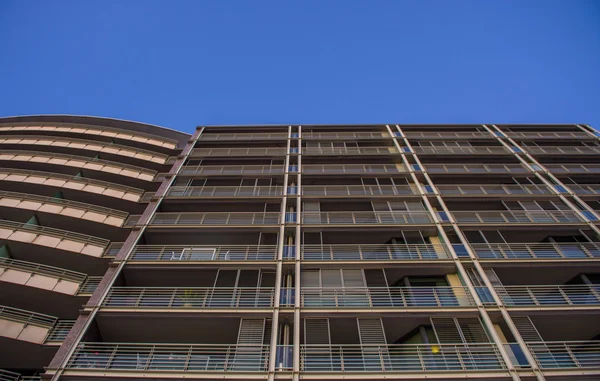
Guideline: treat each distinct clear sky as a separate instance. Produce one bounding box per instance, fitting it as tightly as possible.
[1,0,599,134]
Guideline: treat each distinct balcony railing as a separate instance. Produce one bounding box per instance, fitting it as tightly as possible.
[0,219,109,249]
[506,131,592,140]
[526,341,600,369]
[46,320,75,342]
[199,132,288,141]
[126,212,281,227]
[567,184,600,195]
[301,211,433,225]
[179,165,285,176]
[524,146,600,155]
[129,245,278,261]
[470,242,600,260]
[0,304,56,328]
[0,369,42,381]
[67,343,270,372]
[302,185,418,197]
[301,244,450,260]
[435,184,554,196]
[451,210,585,224]
[425,164,530,174]
[0,257,87,283]
[302,164,408,175]
[191,147,287,157]
[497,285,600,306]
[545,164,600,174]
[300,286,475,308]
[78,276,102,295]
[302,146,398,155]
[404,131,494,139]
[302,131,389,140]
[166,186,284,198]
[413,146,510,155]
[103,287,275,308]
[300,343,505,372]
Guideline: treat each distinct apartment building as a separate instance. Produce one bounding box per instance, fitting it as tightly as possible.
[0,116,598,381]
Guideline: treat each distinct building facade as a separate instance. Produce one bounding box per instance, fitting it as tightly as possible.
[0,116,598,381]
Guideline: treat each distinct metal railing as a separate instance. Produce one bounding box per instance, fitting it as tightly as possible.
[179,165,285,176]
[413,146,510,155]
[302,164,408,175]
[0,370,42,381]
[0,304,56,327]
[526,341,600,369]
[404,131,494,139]
[67,343,270,372]
[166,186,284,198]
[78,276,103,294]
[302,146,398,155]
[191,147,287,157]
[129,245,278,261]
[0,219,109,248]
[545,164,600,174]
[451,210,585,224]
[301,211,433,224]
[497,285,600,306]
[435,184,554,196]
[0,257,87,283]
[302,185,418,197]
[199,132,288,141]
[524,146,600,155]
[567,184,600,195]
[425,163,530,174]
[103,287,275,308]
[126,212,281,227]
[470,242,600,259]
[301,244,450,260]
[302,131,389,140]
[46,320,75,342]
[300,286,475,308]
[300,343,505,372]
[507,131,592,139]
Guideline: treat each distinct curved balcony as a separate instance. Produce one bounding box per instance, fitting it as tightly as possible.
[179,165,285,177]
[545,164,600,174]
[302,146,398,156]
[301,185,418,197]
[0,135,168,164]
[0,191,128,227]
[0,258,87,295]
[413,146,511,155]
[300,343,506,373]
[451,210,585,225]
[507,131,593,140]
[425,163,530,175]
[526,341,600,370]
[0,124,178,149]
[66,343,270,373]
[0,169,144,203]
[302,164,408,175]
[0,150,156,182]
[300,286,475,309]
[302,131,389,140]
[0,219,108,258]
[128,245,278,261]
[166,185,284,198]
[404,131,495,139]
[301,211,433,225]
[199,132,288,141]
[0,305,56,344]
[524,146,600,155]
[190,147,287,157]
[497,284,600,307]
[126,212,281,227]
[102,287,275,310]
[470,242,600,260]
[301,244,450,261]
[435,184,554,197]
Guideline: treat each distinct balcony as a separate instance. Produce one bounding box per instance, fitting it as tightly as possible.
[300,343,505,372]
[524,146,600,155]
[302,185,418,197]
[545,164,600,174]
[425,163,530,174]
[413,146,511,155]
[190,147,287,157]
[435,184,554,197]
[496,284,600,307]
[567,184,600,195]
[125,212,281,227]
[66,343,269,372]
[179,165,285,177]
[470,242,600,260]
[507,131,592,140]
[165,185,284,198]
[302,164,408,175]
[525,341,600,370]
[0,257,87,294]
[128,245,278,261]
[302,146,398,156]
[102,287,275,309]
[301,244,450,261]
[0,369,42,381]
[451,210,585,224]
[302,131,389,140]
[300,286,475,308]
[301,211,433,225]
[404,131,495,139]
[199,132,288,141]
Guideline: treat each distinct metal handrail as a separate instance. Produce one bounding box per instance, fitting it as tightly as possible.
[506,132,592,139]
[300,286,475,308]
[451,210,585,224]
[302,132,389,139]
[0,369,20,381]
[302,185,418,197]
[0,190,128,218]
[301,244,450,260]
[425,163,530,174]
[0,304,57,327]
[78,277,103,294]
[524,146,600,155]
[302,164,408,174]
[300,343,505,372]
[404,131,494,139]
[435,184,554,196]
[129,245,278,261]
[525,341,600,369]
[567,184,600,195]
[302,147,398,155]
[0,257,87,283]
[199,132,288,141]
[67,343,270,372]
[545,164,600,174]
[179,165,285,176]
[0,219,109,247]
[470,242,600,259]
[301,211,433,224]
[46,320,75,342]
[191,147,288,157]
[413,146,510,155]
[166,186,284,198]
[126,212,282,227]
[103,287,276,308]
[497,284,600,306]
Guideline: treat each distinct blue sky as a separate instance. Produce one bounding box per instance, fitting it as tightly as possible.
[0,1,599,134]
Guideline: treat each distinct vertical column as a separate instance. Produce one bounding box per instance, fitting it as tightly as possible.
[293,125,302,381]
